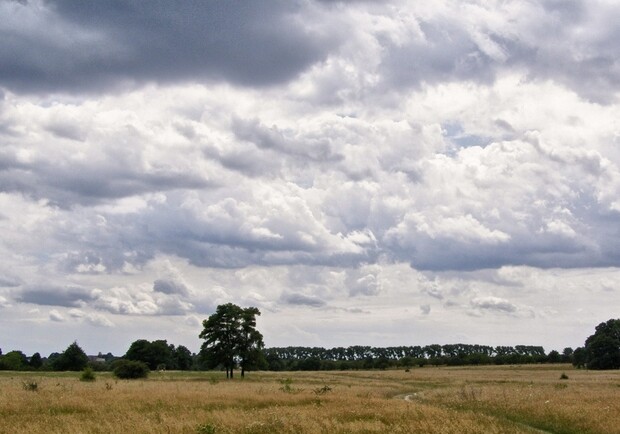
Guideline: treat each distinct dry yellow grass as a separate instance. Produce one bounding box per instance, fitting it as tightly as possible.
[0,365,618,433]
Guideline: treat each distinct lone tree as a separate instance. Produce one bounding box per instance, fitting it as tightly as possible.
[583,319,620,370]
[199,303,264,378]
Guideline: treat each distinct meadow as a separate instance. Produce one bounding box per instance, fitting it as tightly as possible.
[1,365,619,433]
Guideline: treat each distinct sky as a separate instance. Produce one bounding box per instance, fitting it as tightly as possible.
[1,0,619,357]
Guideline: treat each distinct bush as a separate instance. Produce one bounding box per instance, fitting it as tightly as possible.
[196,423,217,434]
[22,379,38,391]
[279,378,300,393]
[112,359,149,379]
[313,384,332,395]
[80,367,96,382]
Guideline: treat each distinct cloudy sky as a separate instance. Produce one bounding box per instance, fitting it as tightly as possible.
[1,0,619,357]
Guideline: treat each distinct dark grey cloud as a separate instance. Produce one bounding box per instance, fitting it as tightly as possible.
[203,143,283,178]
[390,221,615,272]
[0,151,211,207]
[153,278,189,297]
[381,20,497,89]
[0,0,334,94]
[541,0,586,23]
[232,117,344,163]
[17,285,96,307]
[0,274,21,287]
[1,0,617,105]
[280,291,326,307]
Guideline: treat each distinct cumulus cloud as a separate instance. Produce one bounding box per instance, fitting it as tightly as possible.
[346,268,382,296]
[0,295,9,308]
[65,308,114,327]
[93,284,194,317]
[377,0,620,104]
[85,313,115,328]
[49,309,64,322]
[471,296,517,314]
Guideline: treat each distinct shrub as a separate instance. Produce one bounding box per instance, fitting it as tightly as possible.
[279,378,299,393]
[113,359,149,379]
[22,379,38,391]
[80,367,96,382]
[313,384,332,395]
[196,423,217,434]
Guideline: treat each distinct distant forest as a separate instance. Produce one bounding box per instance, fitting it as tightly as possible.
[262,344,574,370]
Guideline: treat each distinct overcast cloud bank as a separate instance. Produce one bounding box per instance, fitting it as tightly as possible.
[0,0,619,355]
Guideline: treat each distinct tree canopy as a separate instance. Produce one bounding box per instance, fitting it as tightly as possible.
[582,318,620,370]
[0,350,28,370]
[199,303,264,378]
[125,339,173,370]
[53,341,89,371]
[124,339,194,370]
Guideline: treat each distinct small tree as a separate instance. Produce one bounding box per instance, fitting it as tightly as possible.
[561,347,574,363]
[113,359,149,379]
[547,350,561,363]
[572,347,587,368]
[173,345,193,370]
[238,306,264,377]
[29,352,43,369]
[80,366,96,382]
[53,342,89,371]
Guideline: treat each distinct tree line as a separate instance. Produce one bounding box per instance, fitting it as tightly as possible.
[0,342,566,373]
[262,344,563,371]
[1,306,618,373]
[0,340,195,372]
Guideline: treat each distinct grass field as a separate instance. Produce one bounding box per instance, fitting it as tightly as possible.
[1,365,619,433]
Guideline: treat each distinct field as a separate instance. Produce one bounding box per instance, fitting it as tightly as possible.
[1,365,619,433]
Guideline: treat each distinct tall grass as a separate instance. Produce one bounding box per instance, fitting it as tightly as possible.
[0,365,618,433]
